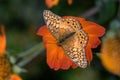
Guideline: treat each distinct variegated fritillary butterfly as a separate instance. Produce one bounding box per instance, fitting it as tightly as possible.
[43,10,88,68]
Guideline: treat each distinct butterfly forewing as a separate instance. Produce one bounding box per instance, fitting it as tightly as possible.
[43,10,61,40]
[43,10,81,42]
[43,10,89,68]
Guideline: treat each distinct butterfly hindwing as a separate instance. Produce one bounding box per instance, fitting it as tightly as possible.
[61,30,88,68]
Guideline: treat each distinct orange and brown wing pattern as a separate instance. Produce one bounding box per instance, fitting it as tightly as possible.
[61,30,88,68]
[43,10,81,42]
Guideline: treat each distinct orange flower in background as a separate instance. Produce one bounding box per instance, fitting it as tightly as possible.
[0,26,11,79]
[100,37,120,76]
[68,0,73,5]
[0,55,11,80]
[45,0,59,8]
[10,74,22,80]
[0,26,22,80]
[37,16,105,70]
[0,25,6,55]
[45,0,73,8]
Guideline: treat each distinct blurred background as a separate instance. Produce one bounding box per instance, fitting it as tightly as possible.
[0,0,120,80]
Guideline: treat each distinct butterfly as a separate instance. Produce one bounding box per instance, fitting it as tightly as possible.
[43,10,88,68]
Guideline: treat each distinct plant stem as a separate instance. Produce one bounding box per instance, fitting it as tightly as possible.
[16,42,44,67]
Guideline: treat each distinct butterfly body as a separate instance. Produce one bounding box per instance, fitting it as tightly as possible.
[43,10,88,68]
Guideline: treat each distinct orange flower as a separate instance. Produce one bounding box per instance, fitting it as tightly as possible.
[10,74,22,80]
[0,55,11,80]
[37,16,105,70]
[45,0,59,8]
[68,0,73,5]
[0,26,22,79]
[0,25,6,55]
[100,37,120,76]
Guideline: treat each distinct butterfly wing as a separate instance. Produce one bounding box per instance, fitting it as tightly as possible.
[61,30,88,68]
[43,10,81,42]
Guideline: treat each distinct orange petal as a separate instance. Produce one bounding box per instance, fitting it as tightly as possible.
[56,47,77,70]
[42,36,57,49]
[46,43,58,70]
[88,35,101,48]
[56,47,78,70]
[59,51,72,70]
[37,25,51,37]
[68,0,73,5]
[0,25,6,55]
[83,21,105,37]
[46,43,70,70]
[45,0,59,8]
[85,45,92,63]
[10,74,22,80]
[56,48,71,70]
[46,43,77,70]
[37,26,57,45]
[71,63,78,69]
[45,0,53,8]
[42,36,57,44]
